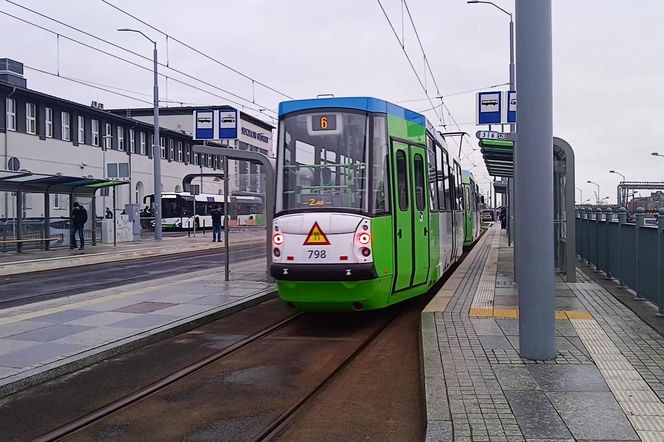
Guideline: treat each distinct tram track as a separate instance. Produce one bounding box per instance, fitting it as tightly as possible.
[23,305,402,441]
[0,242,266,309]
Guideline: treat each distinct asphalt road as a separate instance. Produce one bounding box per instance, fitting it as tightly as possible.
[0,243,266,309]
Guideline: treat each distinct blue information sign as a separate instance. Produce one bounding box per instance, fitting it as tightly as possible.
[219,109,238,140]
[507,91,517,124]
[477,92,502,125]
[194,109,214,140]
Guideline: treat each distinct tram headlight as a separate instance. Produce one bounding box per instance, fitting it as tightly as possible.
[273,247,281,257]
[360,247,371,257]
[358,232,371,245]
[273,233,284,245]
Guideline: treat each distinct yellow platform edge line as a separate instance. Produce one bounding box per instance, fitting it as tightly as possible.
[468,309,593,320]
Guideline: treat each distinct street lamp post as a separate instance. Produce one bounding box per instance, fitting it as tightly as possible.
[609,170,626,206]
[118,28,162,240]
[575,187,582,205]
[587,180,600,205]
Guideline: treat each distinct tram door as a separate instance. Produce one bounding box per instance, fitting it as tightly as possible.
[391,141,430,291]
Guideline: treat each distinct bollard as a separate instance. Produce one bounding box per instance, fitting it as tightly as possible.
[617,207,627,288]
[658,208,664,316]
[604,208,614,278]
[634,207,646,300]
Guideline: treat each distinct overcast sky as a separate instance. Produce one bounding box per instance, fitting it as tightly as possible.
[2,0,662,204]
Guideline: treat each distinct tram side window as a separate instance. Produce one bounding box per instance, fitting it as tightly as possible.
[427,142,438,211]
[441,147,452,210]
[435,144,446,210]
[371,115,390,214]
[455,163,463,211]
[414,153,426,211]
[396,150,409,211]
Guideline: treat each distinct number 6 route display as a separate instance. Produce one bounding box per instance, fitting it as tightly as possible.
[271,97,474,311]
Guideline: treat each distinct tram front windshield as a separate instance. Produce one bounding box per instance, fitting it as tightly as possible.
[277,111,369,213]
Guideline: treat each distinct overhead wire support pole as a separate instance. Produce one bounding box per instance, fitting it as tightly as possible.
[100,0,294,100]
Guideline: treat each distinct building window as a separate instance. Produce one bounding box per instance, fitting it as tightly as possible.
[177,141,183,162]
[168,139,174,160]
[129,129,135,153]
[117,126,125,151]
[185,143,190,163]
[5,98,16,131]
[78,115,85,144]
[25,102,36,134]
[91,119,99,146]
[104,123,112,149]
[61,112,70,141]
[160,137,165,159]
[139,132,146,155]
[193,152,199,166]
[45,107,53,138]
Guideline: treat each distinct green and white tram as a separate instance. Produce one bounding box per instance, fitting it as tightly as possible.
[270,97,467,311]
[462,170,482,247]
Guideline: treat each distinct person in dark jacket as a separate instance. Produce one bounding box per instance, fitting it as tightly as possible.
[70,202,88,250]
[210,208,223,242]
[499,207,506,230]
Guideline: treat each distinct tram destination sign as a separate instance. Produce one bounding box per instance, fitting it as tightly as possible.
[476,130,515,141]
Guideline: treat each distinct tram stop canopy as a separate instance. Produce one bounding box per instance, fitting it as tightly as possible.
[0,169,128,251]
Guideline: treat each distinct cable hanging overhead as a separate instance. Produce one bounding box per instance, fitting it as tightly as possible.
[99,0,294,100]
[1,2,278,118]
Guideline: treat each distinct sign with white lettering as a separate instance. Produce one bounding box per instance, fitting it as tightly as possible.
[476,130,508,140]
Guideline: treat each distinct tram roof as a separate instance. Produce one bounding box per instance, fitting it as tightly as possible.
[278,97,426,127]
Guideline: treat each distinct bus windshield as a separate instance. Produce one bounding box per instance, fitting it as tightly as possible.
[277,111,368,213]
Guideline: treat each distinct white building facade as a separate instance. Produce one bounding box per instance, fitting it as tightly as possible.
[0,69,274,220]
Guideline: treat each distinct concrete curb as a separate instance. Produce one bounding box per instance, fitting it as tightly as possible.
[0,238,265,276]
[420,311,453,442]
[0,288,277,399]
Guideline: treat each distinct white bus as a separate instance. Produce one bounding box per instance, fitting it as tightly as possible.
[143,192,264,230]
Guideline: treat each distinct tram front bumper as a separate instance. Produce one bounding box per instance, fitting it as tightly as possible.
[270,263,378,281]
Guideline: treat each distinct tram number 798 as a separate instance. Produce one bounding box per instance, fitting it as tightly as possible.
[307,249,327,259]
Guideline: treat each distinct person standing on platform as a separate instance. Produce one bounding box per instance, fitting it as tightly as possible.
[211,207,223,243]
[70,202,88,250]
[499,207,506,230]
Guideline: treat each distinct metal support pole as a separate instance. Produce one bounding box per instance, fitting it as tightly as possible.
[91,194,97,246]
[44,190,51,250]
[634,207,645,300]
[595,208,602,271]
[152,42,162,241]
[16,188,22,252]
[113,186,117,247]
[617,207,627,288]
[515,0,555,360]
[605,208,613,278]
[223,155,230,282]
[657,208,664,316]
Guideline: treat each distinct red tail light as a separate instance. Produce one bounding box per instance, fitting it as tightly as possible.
[358,232,371,244]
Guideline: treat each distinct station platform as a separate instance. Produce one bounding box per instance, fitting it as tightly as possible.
[0,257,274,397]
[0,229,265,276]
[422,226,664,441]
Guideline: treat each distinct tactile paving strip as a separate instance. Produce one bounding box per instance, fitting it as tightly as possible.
[470,232,500,310]
[573,318,664,439]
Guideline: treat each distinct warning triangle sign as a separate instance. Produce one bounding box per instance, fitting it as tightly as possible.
[303,222,330,245]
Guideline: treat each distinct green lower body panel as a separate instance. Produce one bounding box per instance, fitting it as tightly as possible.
[277,276,395,311]
[277,274,436,312]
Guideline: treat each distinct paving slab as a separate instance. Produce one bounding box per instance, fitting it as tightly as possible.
[0,257,275,397]
[419,225,664,439]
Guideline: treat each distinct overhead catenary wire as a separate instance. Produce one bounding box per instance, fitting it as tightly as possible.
[99,0,294,100]
[1,1,278,116]
[397,82,510,104]
[375,0,444,125]
[25,65,206,106]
